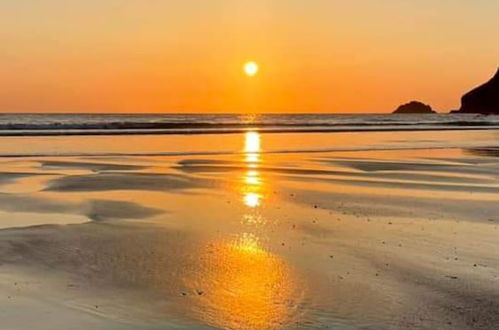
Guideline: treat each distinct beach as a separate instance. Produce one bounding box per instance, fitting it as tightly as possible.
[0,127,498,329]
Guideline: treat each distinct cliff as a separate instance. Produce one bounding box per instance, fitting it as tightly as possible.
[457,69,499,114]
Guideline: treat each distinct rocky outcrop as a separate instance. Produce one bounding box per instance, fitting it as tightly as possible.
[457,69,499,114]
[393,101,435,114]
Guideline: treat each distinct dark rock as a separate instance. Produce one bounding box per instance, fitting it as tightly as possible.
[457,69,499,114]
[393,101,435,114]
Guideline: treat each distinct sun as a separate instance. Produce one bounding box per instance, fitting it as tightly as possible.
[244,61,259,77]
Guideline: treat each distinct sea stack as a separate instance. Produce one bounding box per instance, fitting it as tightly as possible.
[457,69,499,114]
[393,101,435,114]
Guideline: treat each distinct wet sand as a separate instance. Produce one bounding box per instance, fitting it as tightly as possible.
[0,130,498,329]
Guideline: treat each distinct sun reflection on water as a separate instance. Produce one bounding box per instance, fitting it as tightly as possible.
[242,131,263,208]
[240,131,266,224]
[243,192,262,209]
[242,214,265,226]
[244,131,261,154]
[192,234,299,330]
[244,170,261,185]
[188,131,300,329]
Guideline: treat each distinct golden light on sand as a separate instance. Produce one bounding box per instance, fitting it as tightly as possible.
[242,214,266,226]
[232,232,262,254]
[192,235,299,329]
[244,61,259,77]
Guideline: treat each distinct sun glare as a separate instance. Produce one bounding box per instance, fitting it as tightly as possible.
[244,192,262,208]
[244,61,259,77]
[244,131,261,153]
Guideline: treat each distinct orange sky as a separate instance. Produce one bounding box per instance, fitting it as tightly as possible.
[0,0,498,113]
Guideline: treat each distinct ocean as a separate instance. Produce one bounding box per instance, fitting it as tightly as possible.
[0,113,498,136]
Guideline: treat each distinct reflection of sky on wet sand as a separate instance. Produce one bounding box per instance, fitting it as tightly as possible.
[1,130,498,329]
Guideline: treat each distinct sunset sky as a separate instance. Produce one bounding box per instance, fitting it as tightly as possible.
[1,0,498,113]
